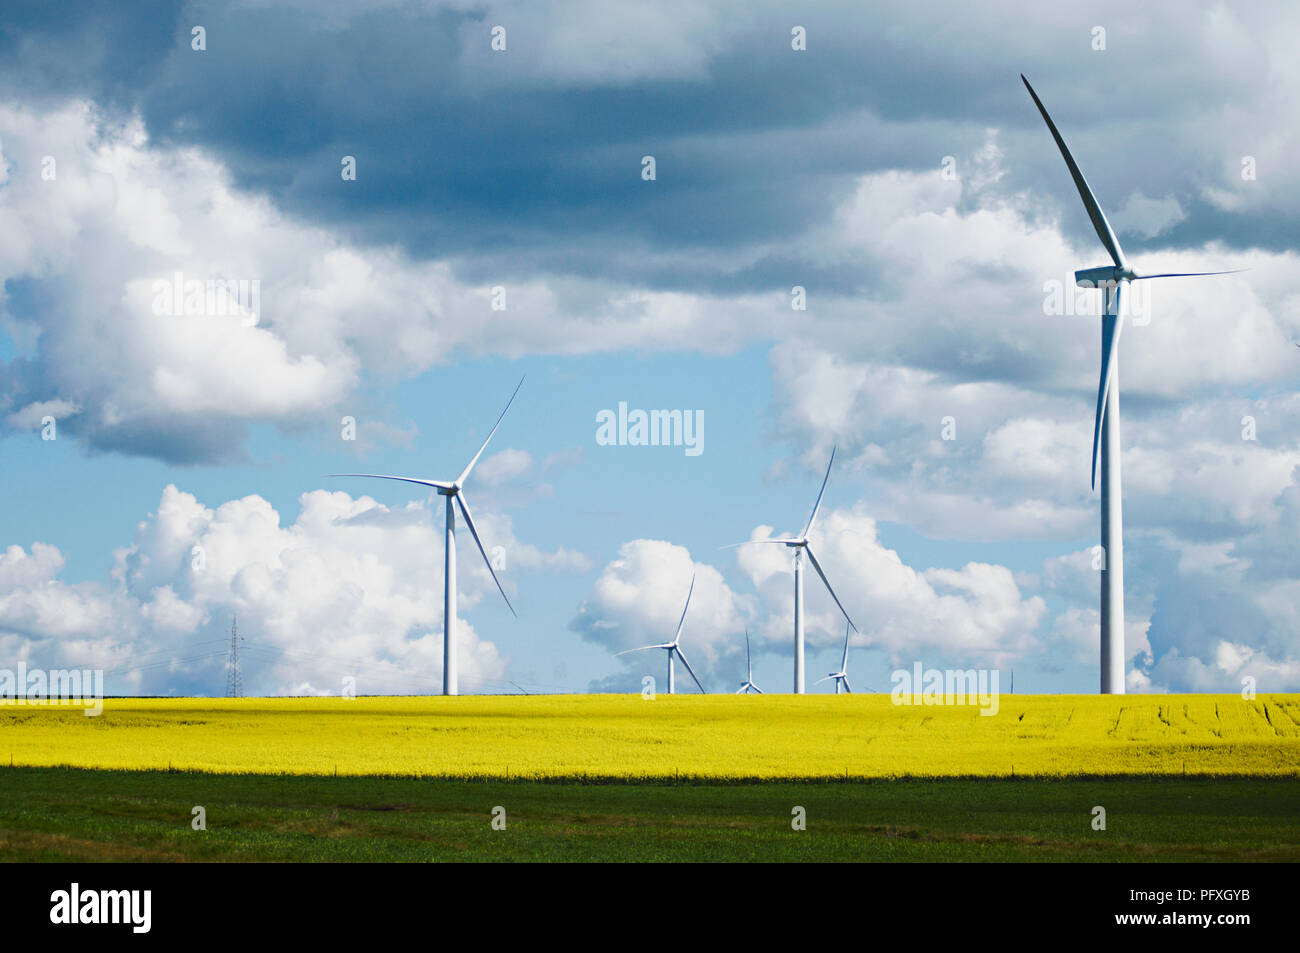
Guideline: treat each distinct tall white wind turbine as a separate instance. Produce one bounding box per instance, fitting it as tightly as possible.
[815,621,853,694]
[735,627,762,694]
[729,446,857,693]
[1022,76,1239,694]
[329,376,524,696]
[617,574,706,695]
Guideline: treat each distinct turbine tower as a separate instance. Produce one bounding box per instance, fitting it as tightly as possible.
[816,621,854,694]
[729,446,856,693]
[1022,76,1238,694]
[330,376,523,696]
[735,627,762,694]
[618,574,706,694]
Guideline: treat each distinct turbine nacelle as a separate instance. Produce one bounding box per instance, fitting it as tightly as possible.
[1074,265,1134,288]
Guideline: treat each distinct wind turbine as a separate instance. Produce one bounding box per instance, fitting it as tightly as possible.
[617,574,706,694]
[735,627,762,694]
[815,621,853,694]
[729,446,857,693]
[328,376,523,696]
[1022,76,1239,695]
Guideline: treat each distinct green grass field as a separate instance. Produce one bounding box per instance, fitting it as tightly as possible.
[2,694,1297,861]
[2,767,1297,861]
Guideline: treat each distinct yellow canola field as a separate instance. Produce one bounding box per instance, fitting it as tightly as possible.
[2,694,1298,780]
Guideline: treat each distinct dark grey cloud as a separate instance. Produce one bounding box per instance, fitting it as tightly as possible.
[3,1,1296,469]
[0,1,181,108]
[7,0,1288,293]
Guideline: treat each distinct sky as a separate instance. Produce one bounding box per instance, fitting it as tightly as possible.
[1,0,1298,697]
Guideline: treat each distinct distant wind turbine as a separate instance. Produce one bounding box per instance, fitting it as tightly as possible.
[329,376,524,696]
[815,621,853,694]
[617,574,705,694]
[728,446,856,693]
[735,627,762,694]
[1022,75,1240,694]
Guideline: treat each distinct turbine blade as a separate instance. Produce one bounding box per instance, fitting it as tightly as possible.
[840,621,850,671]
[842,677,852,694]
[804,545,857,632]
[814,675,834,685]
[753,685,763,694]
[745,626,752,675]
[674,647,706,694]
[801,446,836,538]
[671,573,696,645]
[615,644,666,657]
[1132,269,1245,280]
[1090,285,1125,491]
[455,494,516,617]
[1021,75,1126,268]
[722,538,798,549]
[735,685,746,694]
[457,375,525,486]
[327,474,452,490]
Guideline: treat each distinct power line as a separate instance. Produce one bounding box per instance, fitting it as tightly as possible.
[238,642,569,694]
[108,650,230,676]
[49,629,570,696]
